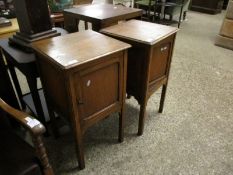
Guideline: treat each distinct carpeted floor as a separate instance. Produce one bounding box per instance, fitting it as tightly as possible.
[18,10,233,174]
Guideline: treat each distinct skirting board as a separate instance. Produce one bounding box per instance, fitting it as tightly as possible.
[215,35,233,50]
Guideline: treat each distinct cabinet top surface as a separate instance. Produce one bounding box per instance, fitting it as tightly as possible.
[101,20,179,45]
[32,30,131,69]
[64,4,142,20]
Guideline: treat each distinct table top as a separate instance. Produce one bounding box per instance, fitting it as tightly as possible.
[64,4,142,21]
[101,20,179,45]
[32,30,131,69]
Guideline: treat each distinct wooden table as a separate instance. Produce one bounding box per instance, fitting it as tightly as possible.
[0,28,68,132]
[32,30,130,169]
[0,39,47,126]
[0,18,19,39]
[101,20,178,135]
[63,3,142,32]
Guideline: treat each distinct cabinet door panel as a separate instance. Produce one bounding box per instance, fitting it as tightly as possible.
[149,43,171,82]
[75,62,119,119]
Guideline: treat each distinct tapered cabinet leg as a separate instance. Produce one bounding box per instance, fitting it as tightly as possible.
[137,102,147,136]
[118,110,124,143]
[75,134,85,170]
[159,84,167,113]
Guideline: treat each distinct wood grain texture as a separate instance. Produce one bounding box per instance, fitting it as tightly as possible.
[33,30,130,169]
[101,20,178,45]
[101,20,178,135]
[33,30,131,69]
[63,4,142,32]
[220,19,233,38]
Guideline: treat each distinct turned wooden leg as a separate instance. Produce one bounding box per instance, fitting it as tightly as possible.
[33,136,54,175]
[137,102,147,136]
[159,84,167,113]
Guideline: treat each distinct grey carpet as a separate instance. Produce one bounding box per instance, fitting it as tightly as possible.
[18,10,233,174]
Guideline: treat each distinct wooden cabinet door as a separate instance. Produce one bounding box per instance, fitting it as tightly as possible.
[74,54,124,126]
[149,38,173,83]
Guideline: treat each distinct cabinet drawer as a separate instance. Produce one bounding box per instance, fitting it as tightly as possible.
[74,60,121,120]
[149,42,171,83]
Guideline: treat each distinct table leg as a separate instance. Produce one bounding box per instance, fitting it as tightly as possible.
[64,14,79,33]
[178,0,184,28]
[158,84,167,113]
[7,62,26,109]
[138,101,148,136]
[160,0,166,19]
[118,107,125,142]
[26,76,47,128]
[92,23,101,32]
[84,21,88,30]
[73,123,85,169]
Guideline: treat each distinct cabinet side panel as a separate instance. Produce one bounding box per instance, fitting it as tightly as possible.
[37,55,69,116]
[127,46,147,102]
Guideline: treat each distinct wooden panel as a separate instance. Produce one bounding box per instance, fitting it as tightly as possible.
[220,19,233,38]
[126,46,147,102]
[149,43,171,82]
[75,62,119,119]
[36,53,69,115]
[215,35,233,50]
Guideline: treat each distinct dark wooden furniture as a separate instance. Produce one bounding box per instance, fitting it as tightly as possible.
[101,20,178,135]
[190,0,224,14]
[9,0,60,51]
[63,4,142,32]
[0,48,19,109]
[223,0,229,9]
[0,39,47,127]
[0,98,54,175]
[51,13,64,28]
[32,30,130,169]
[0,28,67,129]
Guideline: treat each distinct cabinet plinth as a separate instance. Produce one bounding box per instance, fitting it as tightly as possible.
[32,30,130,169]
[101,20,178,135]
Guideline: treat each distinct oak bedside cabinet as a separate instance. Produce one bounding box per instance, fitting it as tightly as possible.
[101,20,178,136]
[32,30,131,169]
